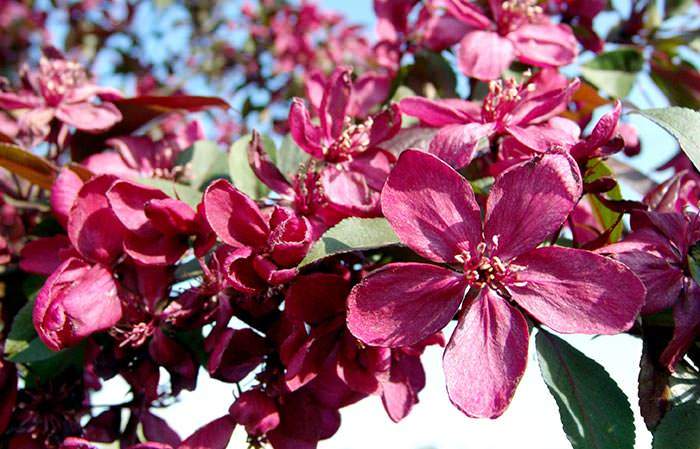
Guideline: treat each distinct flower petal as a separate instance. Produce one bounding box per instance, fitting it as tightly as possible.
[50,168,84,228]
[347,262,467,347]
[67,175,126,265]
[33,258,122,351]
[429,122,495,168]
[458,30,515,81]
[399,97,480,126]
[55,102,122,133]
[509,246,645,334]
[509,23,578,68]
[203,179,269,248]
[289,99,324,158]
[661,281,700,370]
[443,288,529,418]
[485,153,581,261]
[381,149,482,263]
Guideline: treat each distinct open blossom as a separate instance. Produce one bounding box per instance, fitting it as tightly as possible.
[203,179,311,293]
[289,66,401,216]
[399,70,579,168]
[600,206,700,370]
[0,53,122,139]
[446,0,578,80]
[347,150,645,418]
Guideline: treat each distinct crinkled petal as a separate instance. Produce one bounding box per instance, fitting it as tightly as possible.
[485,153,581,261]
[347,262,467,347]
[509,246,645,334]
[443,288,529,418]
[33,257,121,351]
[203,179,269,248]
[381,150,482,263]
[107,180,169,233]
[320,67,352,140]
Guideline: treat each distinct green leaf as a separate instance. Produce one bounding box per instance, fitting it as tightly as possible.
[228,133,275,199]
[581,48,644,98]
[633,107,700,172]
[275,134,309,180]
[177,140,229,190]
[536,330,636,449]
[584,159,623,242]
[136,177,202,208]
[300,217,400,267]
[9,337,57,363]
[4,276,43,359]
[653,402,700,449]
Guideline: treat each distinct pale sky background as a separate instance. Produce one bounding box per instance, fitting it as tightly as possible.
[89,1,690,448]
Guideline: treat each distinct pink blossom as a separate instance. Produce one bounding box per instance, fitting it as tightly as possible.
[202,179,311,293]
[289,67,400,216]
[446,0,578,80]
[0,54,122,140]
[347,150,645,417]
[399,70,579,168]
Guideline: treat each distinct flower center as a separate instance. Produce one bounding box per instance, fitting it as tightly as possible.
[499,0,543,33]
[456,242,524,296]
[482,73,536,123]
[37,57,88,106]
[323,116,373,163]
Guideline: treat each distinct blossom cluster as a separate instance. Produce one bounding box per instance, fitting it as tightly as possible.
[0,1,699,449]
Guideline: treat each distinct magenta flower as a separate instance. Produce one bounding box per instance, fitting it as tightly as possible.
[0,54,122,139]
[600,209,700,370]
[202,179,311,293]
[289,66,400,216]
[446,0,578,80]
[347,149,645,418]
[32,175,126,351]
[399,70,578,168]
[248,132,347,239]
[107,180,197,266]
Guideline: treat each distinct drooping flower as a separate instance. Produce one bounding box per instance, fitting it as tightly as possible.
[202,179,311,293]
[399,70,579,168]
[446,0,578,80]
[347,149,645,418]
[289,66,400,216]
[600,207,700,370]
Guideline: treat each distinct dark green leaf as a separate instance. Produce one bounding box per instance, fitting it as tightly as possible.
[653,402,700,449]
[632,107,700,171]
[300,218,400,267]
[581,48,644,98]
[536,330,636,449]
